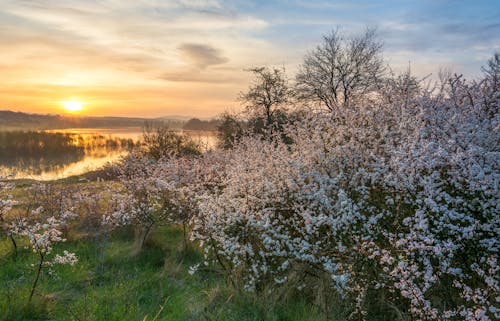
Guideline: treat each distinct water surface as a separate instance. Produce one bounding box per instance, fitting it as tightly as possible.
[0,128,217,181]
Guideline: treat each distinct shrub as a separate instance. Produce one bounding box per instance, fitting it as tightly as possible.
[191,61,500,320]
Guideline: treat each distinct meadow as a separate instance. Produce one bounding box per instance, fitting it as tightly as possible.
[0,181,324,321]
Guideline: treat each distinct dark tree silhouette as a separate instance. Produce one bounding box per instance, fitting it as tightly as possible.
[296,28,385,111]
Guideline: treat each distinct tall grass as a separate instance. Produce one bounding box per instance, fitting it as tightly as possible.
[0,131,135,159]
[0,131,136,176]
[0,223,325,321]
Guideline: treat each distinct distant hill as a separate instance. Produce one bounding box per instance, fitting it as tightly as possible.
[0,110,186,130]
[156,115,195,122]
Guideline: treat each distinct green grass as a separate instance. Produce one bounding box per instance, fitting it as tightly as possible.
[0,226,324,321]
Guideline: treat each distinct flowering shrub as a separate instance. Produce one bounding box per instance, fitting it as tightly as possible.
[0,178,16,230]
[189,63,499,320]
[0,177,19,257]
[8,183,79,302]
[11,207,78,302]
[94,56,498,320]
[0,177,15,212]
[113,151,211,249]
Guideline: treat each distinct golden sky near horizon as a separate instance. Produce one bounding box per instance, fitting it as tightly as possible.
[0,1,282,118]
[0,1,498,118]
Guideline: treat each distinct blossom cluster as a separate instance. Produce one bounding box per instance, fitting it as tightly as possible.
[104,151,214,248]
[186,68,499,320]
[11,212,78,267]
[0,178,17,235]
[10,184,79,270]
[104,59,499,320]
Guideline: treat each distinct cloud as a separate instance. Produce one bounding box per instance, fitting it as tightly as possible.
[161,69,241,83]
[177,0,222,10]
[161,72,223,83]
[178,43,228,68]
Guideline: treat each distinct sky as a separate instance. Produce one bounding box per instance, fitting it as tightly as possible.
[0,0,499,118]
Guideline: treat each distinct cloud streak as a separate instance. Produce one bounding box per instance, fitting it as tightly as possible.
[178,43,228,68]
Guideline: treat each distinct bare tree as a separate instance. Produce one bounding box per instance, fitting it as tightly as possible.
[479,52,499,117]
[482,52,499,92]
[239,66,292,127]
[296,27,385,111]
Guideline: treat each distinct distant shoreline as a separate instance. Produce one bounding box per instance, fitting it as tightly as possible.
[0,110,220,132]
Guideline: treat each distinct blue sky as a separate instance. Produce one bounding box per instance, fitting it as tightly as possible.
[242,0,500,74]
[0,0,498,117]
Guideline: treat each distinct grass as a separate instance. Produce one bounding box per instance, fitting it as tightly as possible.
[0,225,324,321]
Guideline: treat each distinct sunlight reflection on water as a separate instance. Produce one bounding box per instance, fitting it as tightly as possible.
[1,151,128,181]
[0,128,217,181]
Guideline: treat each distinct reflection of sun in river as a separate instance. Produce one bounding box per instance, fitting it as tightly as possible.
[62,100,84,113]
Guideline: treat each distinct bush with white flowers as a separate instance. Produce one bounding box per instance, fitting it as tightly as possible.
[11,209,78,302]
[190,62,499,320]
[115,151,211,249]
[0,177,19,257]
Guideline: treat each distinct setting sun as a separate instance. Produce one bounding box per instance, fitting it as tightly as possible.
[62,100,84,113]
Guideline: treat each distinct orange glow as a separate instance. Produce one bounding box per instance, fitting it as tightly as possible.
[61,100,84,113]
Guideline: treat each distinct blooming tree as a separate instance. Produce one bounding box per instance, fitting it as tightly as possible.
[0,177,18,258]
[9,183,79,302]
[190,58,499,320]
[102,54,499,320]
[11,209,78,302]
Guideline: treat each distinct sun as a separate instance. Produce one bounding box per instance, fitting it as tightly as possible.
[62,100,84,113]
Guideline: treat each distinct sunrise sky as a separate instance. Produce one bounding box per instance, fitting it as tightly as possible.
[1,0,499,118]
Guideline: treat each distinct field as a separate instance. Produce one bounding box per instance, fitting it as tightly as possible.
[0,181,323,321]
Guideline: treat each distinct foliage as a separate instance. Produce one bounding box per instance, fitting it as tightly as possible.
[9,184,79,302]
[182,118,221,131]
[0,223,323,321]
[216,112,245,149]
[191,56,499,320]
[0,131,135,159]
[142,122,201,160]
[0,131,84,158]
